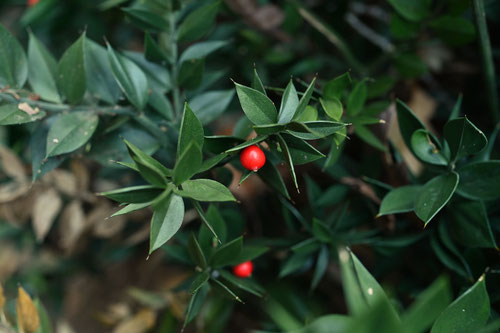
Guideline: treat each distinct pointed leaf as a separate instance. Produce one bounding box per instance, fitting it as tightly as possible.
[257,159,290,199]
[178,103,204,157]
[444,116,487,162]
[310,245,329,291]
[320,97,343,121]
[235,82,277,125]
[378,185,421,216]
[431,275,489,333]
[293,78,316,120]
[346,80,367,116]
[101,185,163,203]
[189,89,235,125]
[281,133,325,165]
[323,72,351,99]
[107,44,149,109]
[190,270,210,294]
[411,129,448,165]
[124,139,170,186]
[180,40,229,63]
[110,202,150,218]
[28,32,60,103]
[178,1,220,42]
[224,135,268,153]
[188,233,207,268]
[210,236,243,267]
[457,161,500,200]
[45,112,98,157]
[175,179,236,202]
[277,134,298,190]
[278,80,299,124]
[415,173,459,225]
[57,33,86,103]
[396,99,427,151]
[149,193,184,254]
[173,141,202,185]
[0,23,28,88]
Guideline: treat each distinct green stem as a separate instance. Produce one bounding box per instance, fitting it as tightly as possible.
[0,92,136,115]
[473,0,499,125]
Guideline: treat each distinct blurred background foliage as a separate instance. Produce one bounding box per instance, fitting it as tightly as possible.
[0,0,499,332]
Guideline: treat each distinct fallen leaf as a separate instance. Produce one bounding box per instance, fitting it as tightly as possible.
[0,181,31,203]
[32,188,63,242]
[45,170,78,197]
[112,309,156,333]
[58,200,86,252]
[16,286,40,333]
[0,146,27,181]
[0,281,5,309]
[70,159,90,192]
[18,102,39,115]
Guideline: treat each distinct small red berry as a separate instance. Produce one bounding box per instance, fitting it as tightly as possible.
[233,261,253,278]
[240,145,266,172]
[27,0,39,7]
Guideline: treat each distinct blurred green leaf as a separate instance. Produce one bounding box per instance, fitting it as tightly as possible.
[189,90,235,125]
[347,80,367,116]
[323,72,351,99]
[387,0,430,21]
[122,7,169,31]
[190,270,210,294]
[310,245,329,291]
[320,97,343,121]
[457,161,500,200]
[378,185,421,216]
[180,40,229,63]
[178,1,220,42]
[0,23,27,89]
[395,53,427,78]
[210,236,243,267]
[429,16,475,46]
[177,58,204,90]
[0,104,46,125]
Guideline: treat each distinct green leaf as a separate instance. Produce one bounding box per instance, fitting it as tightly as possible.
[278,79,300,124]
[198,153,229,174]
[320,97,343,121]
[204,135,245,154]
[294,105,318,122]
[279,252,310,278]
[387,0,430,22]
[173,141,202,185]
[354,123,387,151]
[396,99,427,150]
[234,82,277,125]
[188,233,207,268]
[411,129,448,165]
[378,185,421,216]
[189,89,235,125]
[288,121,346,140]
[415,173,459,225]
[198,205,227,250]
[210,236,243,267]
[107,44,149,110]
[338,247,399,320]
[429,16,475,46]
[391,14,420,40]
[175,179,236,202]
[123,51,171,93]
[193,201,221,244]
[149,193,184,254]
[258,159,291,199]
[396,53,428,78]
[449,201,497,249]
[124,139,170,186]
[144,32,170,63]
[277,134,298,190]
[34,298,53,333]
[189,270,210,294]
[293,77,316,120]
[310,245,329,291]
[210,278,243,303]
[290,315,352,333]
[224,135,267,153]
[312,218,332,242]
[430,233,469,279]
[85,39,121,105]
[148,89,173,120]
[0,23,28,88]
[346,80,367,116]
[431,275,490,333]
[57,33,86,104]
[323,72,351,100]
[27,32,60,103]
[252,68,266,95]
[179,40,229,63]
[100,185,163,203]
[444,117,487,162]
[449,94,463,121]
[177,58,204,90]
[402,276,452,333]
[45,112,99,157]
[225,245,268,266]
[110,202,151,218]
[122,7,169,31]
[281,133,325,165]
[457,161,500,200]
[0,104,46,125]
[253,123,286,135]
[178,103,204,157]
[184,284,209,327]
[218,270,264,297]
[177,1,220,42]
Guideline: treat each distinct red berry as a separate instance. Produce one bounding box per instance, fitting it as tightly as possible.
[240,145,266,172]
[232,261,253,278]
[27,0,39,7]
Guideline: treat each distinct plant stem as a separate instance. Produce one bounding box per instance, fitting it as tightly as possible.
[473,0,499,125]
[0,92,136,115]
[168,12,182,121]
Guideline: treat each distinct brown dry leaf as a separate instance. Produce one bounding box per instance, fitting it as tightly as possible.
[58,200,86,252]
[112,309,156,333]
[96,303,131,326]
[32,188,63,242]
[0,186,37,224]
[45,170,78,197]
[70,159,90,192]
[0,181,31,203]
[0,244,30,279]
[18,102,39,115]
[88,202,125,238]
[16,286,40,333]
[56,320,76,333]
[0,281,5,309]
[0,146,26,181]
